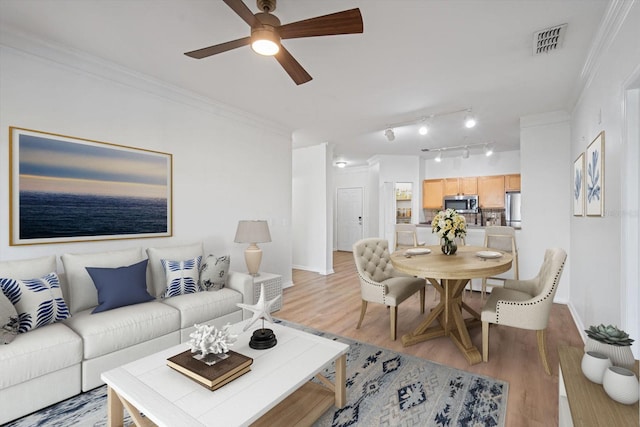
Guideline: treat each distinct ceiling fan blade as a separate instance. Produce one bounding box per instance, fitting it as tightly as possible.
[184,37,251,59]
[278,8,363,40]
[223,0,259,28]
[274,46,312,85]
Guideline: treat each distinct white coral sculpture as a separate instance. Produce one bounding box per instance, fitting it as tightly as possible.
[188,323,237,356]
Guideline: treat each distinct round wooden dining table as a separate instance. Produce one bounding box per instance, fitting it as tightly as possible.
[390,244,512,365]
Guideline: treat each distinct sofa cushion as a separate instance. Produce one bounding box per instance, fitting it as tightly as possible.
[161,256,202,298]
[86,259,154,313]
[199,254,230,291]
[0,322,82,389]
[147,242,203,298]
[161,288,243,329]
[62,301,179,359]
[0,256,57,341]
[0,273,71,333]
[61,247,146,314]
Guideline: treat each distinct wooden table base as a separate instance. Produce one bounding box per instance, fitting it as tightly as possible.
[402,278,483,365]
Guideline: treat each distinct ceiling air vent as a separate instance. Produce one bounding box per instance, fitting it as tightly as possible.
[533,23,567,55]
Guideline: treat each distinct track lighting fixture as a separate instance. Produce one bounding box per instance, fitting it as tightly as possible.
[335,161,347,168]
[384,128,395,142]
[464,112,477,128]
[383,107,476,140]
[422,142,495,160]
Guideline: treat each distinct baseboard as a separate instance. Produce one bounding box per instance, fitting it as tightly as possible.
[566,300,586,346]
[291,264,334,275]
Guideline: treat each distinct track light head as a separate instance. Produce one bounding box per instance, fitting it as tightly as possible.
[434,151,442,162]
[464,114,477,128]
[384,128,395,142]
[462,147,470,159]
[484,143,494,156]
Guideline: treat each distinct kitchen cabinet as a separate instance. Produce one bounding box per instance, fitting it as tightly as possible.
[477,175,505,208]
[443,177,478,196]
[505,174,521,191]
[422,179,444,209]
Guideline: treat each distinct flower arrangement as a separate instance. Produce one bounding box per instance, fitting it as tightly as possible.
[585,324,634,347]
[188,323,238,356]
[432,208,467,243]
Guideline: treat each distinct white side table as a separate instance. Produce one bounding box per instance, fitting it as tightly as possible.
[253,273,283,312]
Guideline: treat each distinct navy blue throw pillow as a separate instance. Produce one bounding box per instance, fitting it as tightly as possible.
[86,259,154,314]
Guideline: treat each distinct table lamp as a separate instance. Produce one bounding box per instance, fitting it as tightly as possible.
[234,220,271,276]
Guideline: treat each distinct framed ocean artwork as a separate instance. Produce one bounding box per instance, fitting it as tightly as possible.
[586,131,605,217]
[573,153,584,216]
[9,127,173,245]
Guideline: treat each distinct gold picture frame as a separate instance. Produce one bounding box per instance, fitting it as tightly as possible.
[9,127,173,245]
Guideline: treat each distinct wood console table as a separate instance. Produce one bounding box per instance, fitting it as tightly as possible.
[558,345,639,426]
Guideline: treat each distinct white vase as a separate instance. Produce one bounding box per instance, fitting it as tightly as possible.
[602,366,640,405]
[585,338,635,369]
[581,351,612,384]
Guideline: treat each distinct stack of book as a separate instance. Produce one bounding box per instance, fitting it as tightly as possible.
[167,350,253,391]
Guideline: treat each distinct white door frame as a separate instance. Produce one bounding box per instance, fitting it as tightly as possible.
[336,187,363,251]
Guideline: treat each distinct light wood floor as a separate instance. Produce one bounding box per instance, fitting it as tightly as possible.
[276,251,584,426]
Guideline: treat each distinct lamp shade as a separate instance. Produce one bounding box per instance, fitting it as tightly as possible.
[234,220,271,244]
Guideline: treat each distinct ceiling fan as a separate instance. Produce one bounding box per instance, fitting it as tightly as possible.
[184,0,364,85]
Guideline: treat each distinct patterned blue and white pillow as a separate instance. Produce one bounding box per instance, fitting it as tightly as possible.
[161,256,202,298]
[0,272,71,333]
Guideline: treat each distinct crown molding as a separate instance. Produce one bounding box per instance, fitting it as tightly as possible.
[570,0,636,110]
[0,27,291,137]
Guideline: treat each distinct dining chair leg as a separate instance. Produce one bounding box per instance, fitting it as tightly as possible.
[390,306,398,340]
[537,329,551,375]
[419,288,425,314]
[482,321,489,362]
[356,300,367,329]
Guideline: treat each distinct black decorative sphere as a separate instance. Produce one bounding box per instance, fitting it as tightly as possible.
[249,328,277,349]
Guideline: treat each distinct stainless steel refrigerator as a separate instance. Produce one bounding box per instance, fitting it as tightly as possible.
[505,191,522,229]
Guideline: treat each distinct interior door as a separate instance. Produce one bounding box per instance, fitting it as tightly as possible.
[337,187,363,251]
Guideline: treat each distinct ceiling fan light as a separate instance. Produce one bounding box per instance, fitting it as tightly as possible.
[251,27,280,56]
[418,125,428,136]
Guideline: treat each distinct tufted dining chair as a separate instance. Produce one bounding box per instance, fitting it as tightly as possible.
[479,226,519,299]
[481,248,567,374]
[352,238,426,340]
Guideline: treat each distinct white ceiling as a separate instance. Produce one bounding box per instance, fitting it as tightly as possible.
[0,0,608,167]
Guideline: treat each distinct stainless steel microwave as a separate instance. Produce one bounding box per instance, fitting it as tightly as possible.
[443,195,479,213]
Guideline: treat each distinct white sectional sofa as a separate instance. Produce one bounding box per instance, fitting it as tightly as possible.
[0,242,254,424]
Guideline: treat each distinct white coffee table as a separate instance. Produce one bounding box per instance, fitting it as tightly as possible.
[101,320,348,426]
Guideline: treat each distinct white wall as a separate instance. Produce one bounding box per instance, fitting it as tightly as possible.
[423,150,520,178]
[569,0,640,356]
[0,31,293,285]
[292,143,333,274]
[520,112,572,302]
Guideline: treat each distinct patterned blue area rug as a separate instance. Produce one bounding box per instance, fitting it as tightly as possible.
[6,319,508,427]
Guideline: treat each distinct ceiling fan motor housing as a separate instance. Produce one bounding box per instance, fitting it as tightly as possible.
[257,0,276,13]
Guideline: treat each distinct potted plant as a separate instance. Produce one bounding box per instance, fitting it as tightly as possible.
[585,324,635,369]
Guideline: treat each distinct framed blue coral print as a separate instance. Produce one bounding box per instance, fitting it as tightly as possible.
[586,131,604,217]
[9,127,173,245]
[573,153,584,216]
